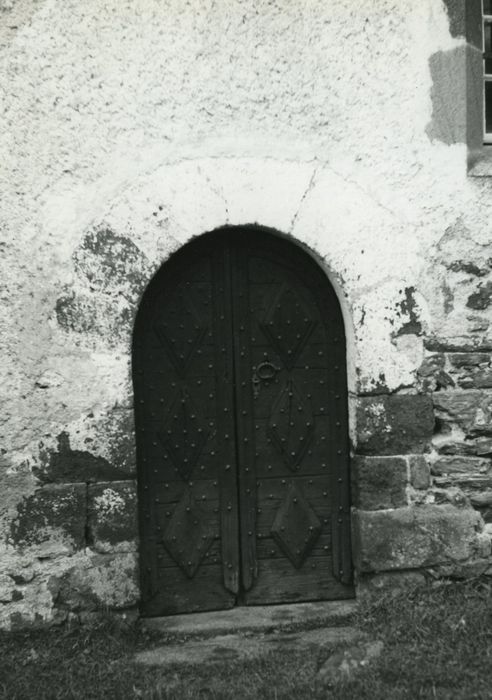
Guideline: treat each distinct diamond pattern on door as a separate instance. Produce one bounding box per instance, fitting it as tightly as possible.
[268,380,314,472]
[270,484,322,568]
[162,490,216,578]
[259,283,317,368]
[154,281,207,376]
[158,389,210,481]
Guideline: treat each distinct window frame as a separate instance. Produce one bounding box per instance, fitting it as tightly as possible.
[483,0,492,142]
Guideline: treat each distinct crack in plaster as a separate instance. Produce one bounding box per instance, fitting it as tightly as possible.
[324,163,422,230]
[196,163,230,223]
[289,165,320,232]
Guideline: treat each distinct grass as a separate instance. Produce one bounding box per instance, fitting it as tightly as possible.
[0,579,491,699]
[348,578,492,700]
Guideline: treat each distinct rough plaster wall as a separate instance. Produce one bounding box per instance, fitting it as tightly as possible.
[1,0,492,625]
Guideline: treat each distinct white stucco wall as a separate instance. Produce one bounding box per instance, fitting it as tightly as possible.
[1,0,492,626]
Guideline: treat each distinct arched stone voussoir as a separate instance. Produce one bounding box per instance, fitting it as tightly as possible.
[98,157,321,272]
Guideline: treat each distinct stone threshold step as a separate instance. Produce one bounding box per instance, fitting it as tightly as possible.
[141,599,357,637]
[135,624,362,667]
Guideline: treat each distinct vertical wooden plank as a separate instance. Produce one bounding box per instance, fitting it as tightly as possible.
[134,287,164,610]
[330,297,353,585]
[213,241,240,594]
[230,240,258,592]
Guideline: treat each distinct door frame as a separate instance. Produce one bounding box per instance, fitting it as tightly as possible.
[132,225,354,614]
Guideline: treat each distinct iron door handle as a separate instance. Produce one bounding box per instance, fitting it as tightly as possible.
[252,361,280,398]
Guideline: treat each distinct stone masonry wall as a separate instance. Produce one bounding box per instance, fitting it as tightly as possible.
[352,390,492,594]
[1,0,492,626]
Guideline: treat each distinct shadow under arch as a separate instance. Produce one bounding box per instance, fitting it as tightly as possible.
[132,224,353,617]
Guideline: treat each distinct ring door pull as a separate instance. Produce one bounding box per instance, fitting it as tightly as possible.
[252,360,280,398]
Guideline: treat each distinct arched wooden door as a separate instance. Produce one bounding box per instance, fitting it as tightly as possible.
[133,228,353,616]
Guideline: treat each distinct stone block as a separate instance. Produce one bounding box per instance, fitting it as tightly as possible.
[471,371,492,388]
[425,337,492,353]
[433,390,492,436]
[433,390,481,429]
[417,354,454,391]
[56,552,139,611]
[35,413,136,484]
[432,486,470,507]
[435,436,492,457]
[470,502,492,524]
[352,456,407,510]
[409,456,431,490]
[448,353,491,368]
[434,439,477,455]
[36,432,121,482]
[470,491,492,507]
[460,370,492,389]
[431,455,491,476]
[466,282,492,311]
[431,456,492,493]
[9,484,86,555]
[356,395,434,455]
[417,354,445,377]
[88,481,137,553]
[353,505,482,572]
[449,351,492,389]
[473,437,492,455]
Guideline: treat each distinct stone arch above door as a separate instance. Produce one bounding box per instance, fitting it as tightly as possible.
[96,155,428,400]
[132,226,353,615]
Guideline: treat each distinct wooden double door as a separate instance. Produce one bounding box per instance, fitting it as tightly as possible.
[134,229,352,616]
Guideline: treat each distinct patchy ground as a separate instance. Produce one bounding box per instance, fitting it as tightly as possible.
[0,580,491,699]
